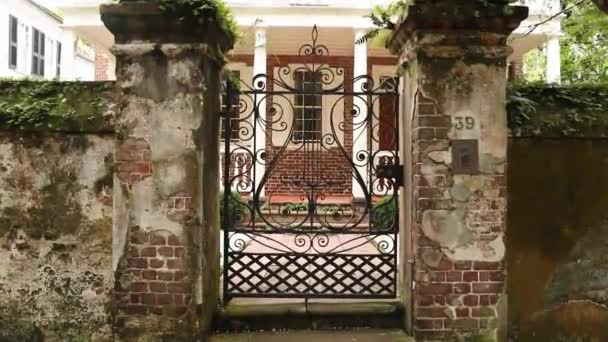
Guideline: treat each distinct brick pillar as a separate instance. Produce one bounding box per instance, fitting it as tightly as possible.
[388,3,527,341]
[101,2,233,340]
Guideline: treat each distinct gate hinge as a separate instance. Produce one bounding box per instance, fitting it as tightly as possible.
[377,164,404,188]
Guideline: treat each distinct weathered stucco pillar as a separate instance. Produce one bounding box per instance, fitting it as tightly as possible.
[101,2,233,340]
[388,2,527,341]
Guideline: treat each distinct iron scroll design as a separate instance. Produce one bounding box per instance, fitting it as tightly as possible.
[222,26,400,300]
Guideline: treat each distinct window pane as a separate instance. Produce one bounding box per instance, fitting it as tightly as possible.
[40,60,44,76]
[9,16,17,43]
[9,47,17,68]
[33,30,39,53]
[40,33,45,56]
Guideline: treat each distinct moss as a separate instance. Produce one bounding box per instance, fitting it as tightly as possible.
[0,80,114,133]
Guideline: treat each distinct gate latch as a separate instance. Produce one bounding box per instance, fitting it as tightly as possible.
[377,164,404,188]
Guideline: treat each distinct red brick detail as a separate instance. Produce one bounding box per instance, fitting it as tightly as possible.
[411,93,506,339]
[115,227,190,317]
[115,137,152,186]
[166,192,195,223]
[95,46,112,81]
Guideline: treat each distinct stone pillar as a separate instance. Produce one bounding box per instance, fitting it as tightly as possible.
[546,36,561,84]
[353,28,368,201]
[253,25,267,199]
[101,2,233,340]
[388,3,527,341]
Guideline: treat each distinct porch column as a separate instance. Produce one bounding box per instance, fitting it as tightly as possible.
[254,25,267,199]
[101,2,233,340]
[352,28,368,202]
[388,2,527,341]
[546,35,561,84]
[60,27,76,81]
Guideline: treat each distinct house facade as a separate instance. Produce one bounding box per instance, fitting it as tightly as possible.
[0,0,97,80]
[56,0,563,199]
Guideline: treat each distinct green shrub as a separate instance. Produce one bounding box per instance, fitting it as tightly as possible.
[371,196,397,232]
[219,191,247,229]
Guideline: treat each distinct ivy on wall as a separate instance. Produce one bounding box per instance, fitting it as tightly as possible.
[507,83,608,138]
[0,80,114,132]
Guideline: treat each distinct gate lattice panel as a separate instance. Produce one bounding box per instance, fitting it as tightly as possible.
[221,26,401,301]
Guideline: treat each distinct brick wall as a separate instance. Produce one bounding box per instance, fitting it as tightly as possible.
[115,137,152,187]
[95,47,112,81]
[114,227,191,318]
[412,94,507,339]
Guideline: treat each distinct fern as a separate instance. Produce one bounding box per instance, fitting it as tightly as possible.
[357,0,411,45]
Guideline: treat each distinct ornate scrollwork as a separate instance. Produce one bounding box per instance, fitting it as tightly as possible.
[222,26,401,300]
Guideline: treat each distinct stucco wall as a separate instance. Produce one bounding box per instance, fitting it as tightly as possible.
[507,138,608,341]
[0,131,114,341]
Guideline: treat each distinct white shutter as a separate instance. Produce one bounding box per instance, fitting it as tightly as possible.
[17,22,27,74]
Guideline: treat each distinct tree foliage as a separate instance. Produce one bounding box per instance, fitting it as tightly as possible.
[560,0,608,83]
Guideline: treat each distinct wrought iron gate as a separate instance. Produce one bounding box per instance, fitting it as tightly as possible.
[221,26,401,301]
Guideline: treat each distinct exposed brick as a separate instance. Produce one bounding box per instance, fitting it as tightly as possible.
[418,283,452,296]
[463,295,479,307]
[456,307,470,318]
[480,295,490,306]
[167,282,190,294]
[490,271,506,282]
[174,294,184,305]
[129,282,148,293]
[141,293,156,306]
[129,231,148,245]
[416,307,448,318]
[463,271,479,282]
[473,261,502,270]
[149,282,167,293]
[453,283,471,294]
[158,271,173,281]
[454,261,472,270]
[149,259,164,269]
[473,282,503,294]
[142,270,157,280]
[157,294,173,305]
[173,271,186,281]
[128,246,139,257]
[434,295,446,306]
[416,319,440,330]
[130,294,140,304]
[446,271,462,282]
[417,295,434,306]
[167,259,184,270]
[167,234,180,246]
[445,318,479,330]
[149,234,167,246]
[431,272,446,282]
[479,272,490,282]
[127,258,148,269]
[158,247,173,257]
[166,305,188,317]
[472,307,495,318]
[140,247,157,258]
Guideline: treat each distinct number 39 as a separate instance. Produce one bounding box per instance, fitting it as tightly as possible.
[453,116,475,130]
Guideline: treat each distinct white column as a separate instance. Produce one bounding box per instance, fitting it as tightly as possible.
[254,25,267,199]
[546,36,561,84]
[353,28,368,202]
[60,27,76,81]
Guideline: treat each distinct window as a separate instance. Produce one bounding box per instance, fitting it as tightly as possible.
[294,71,322,141]
[221,70,241,141]
[32,28,45,76]
[8,15,18,69]
[56,42,62,78]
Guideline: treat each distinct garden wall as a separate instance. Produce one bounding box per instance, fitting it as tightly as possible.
[506,83,608,341]
[0,81,115,341]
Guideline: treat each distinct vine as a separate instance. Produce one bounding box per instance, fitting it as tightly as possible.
[0,80,114,132]
[507,82,608,137]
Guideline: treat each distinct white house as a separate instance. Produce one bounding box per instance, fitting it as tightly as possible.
[54,0,563,83]
[0,0,96,81]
